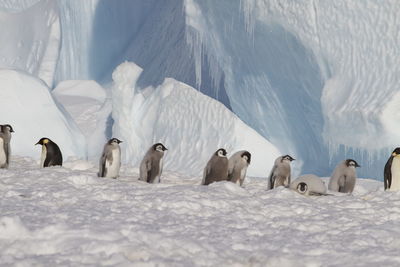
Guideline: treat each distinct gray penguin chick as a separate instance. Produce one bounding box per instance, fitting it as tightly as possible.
[328,159,360,193]
[202,148,229,185]
[98,138,122,178]
[227,150,251,186]
[139,143,168,183]
[268,155,295,189]
[0,124,14,168]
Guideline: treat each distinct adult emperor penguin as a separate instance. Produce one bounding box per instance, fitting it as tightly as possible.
[35,138,63,167]
[139,143,168,183]
[290,174,328,196]
[202,148,229,185]
[268,155,295,189]
[384,147,400,191]
[227,150,251,186]
[328,159,360,193]
[0,124,14,168]
[98,138,122,178]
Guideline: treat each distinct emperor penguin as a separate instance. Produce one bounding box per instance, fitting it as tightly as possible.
[290,174,328,196]
[328,159,360,193]
[384,147,400,191]
[0,124,14,168]
[139,143,168,183]
[268,155,295,189]
[202,148,229,185]
[227,150,251,186]
[98,138,122,178]
[35,138,63,167]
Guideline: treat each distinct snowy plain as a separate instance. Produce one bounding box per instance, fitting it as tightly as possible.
[1,157,400,266]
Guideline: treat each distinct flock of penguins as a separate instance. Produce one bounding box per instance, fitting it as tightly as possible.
[1,123,400,194]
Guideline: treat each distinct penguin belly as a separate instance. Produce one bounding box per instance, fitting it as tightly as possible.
[40,146,47,168]
[105,149,120,178]
[154,157,163,183]
[0,138,6,166]
[390,157,400,191]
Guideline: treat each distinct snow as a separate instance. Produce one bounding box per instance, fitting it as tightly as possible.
[1,156,400,266]
[111,62,281,177]
[0,69,86,160]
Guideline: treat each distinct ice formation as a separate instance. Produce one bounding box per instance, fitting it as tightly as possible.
[111,62,281,177]
[0,69,86,160]
[52,80,111,160]
[1,0,399,178]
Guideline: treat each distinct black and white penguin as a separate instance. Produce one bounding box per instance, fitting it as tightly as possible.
[0,124,14,168]
[227,150,251,186]
[268,155,295,189]
[202,148,229,185]
[139,143,168,183]
[35,138,63,167]
[384,147,400,191]
[98,138,122,178]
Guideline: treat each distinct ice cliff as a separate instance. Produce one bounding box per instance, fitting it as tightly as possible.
[0,0,399,178]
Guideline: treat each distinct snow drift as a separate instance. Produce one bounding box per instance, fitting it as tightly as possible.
[1,156,399,266]
[111,62,281,177]
[0,69,86,160]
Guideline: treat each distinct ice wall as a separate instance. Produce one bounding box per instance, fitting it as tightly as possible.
[0,0,60,87]
[111,62,281,177]
[2,0,400,178]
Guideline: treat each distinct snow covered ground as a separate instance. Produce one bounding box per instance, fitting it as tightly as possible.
[1,157,400,266]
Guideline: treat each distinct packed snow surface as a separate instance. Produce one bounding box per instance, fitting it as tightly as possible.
[1,157,400,266]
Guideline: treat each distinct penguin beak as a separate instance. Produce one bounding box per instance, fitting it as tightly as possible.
[356,163,361,168]
[118,140,123,144]
[35,142,40,145]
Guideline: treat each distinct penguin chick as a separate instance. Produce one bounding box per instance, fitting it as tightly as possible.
[328,159,360,193]
[0,124,14,168]
[202,148,229,185]
[139,143,168,183]
[290,174,328,196]
[98,138,122,178]
[268,155,295,189]
[227,150,251,186]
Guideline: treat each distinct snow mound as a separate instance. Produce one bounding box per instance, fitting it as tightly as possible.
[53,80,111,159]
[111,62,281,177]
[1,156,400,266]
[0,69,86,160]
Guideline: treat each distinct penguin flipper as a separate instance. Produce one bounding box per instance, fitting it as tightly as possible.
[202,163,212,185]
[4,142,9,165]
[268,166,276,189]
[139,159,151,182]
[384,159,392,190]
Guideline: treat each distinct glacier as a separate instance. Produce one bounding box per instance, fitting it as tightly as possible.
[0,0,399,178]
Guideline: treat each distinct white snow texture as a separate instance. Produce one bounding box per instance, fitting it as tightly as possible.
[1,157,400,266]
